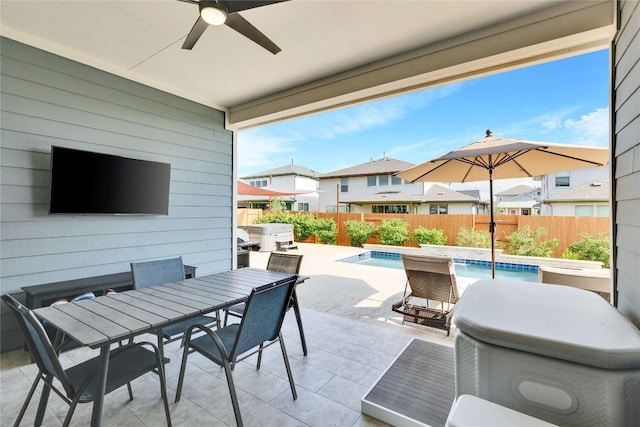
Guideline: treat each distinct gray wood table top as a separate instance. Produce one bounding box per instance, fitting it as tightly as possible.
[33,268,295,349]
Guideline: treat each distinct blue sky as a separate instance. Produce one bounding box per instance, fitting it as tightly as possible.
[238,49,609,198]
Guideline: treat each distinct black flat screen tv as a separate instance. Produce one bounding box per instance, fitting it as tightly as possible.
[49,146,171,215]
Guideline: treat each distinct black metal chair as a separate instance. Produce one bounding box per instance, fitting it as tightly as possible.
[175,276,299,427]
[224,252,307,354]
[1,293,172,427]
[131,257,220,348]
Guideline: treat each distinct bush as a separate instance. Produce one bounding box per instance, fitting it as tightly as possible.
[412,227,447,245]
[254,210,291,224]
[289,213,317,241]
[313,217,337,244]
[504,226,558,257]
[455,227,491,248]
[378,219,409,246]
[344,220,378,247]
[563,233,610,268]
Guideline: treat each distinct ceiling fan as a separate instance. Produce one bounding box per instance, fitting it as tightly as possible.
[177,0,286,54]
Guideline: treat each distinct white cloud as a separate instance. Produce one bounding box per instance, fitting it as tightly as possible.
[237,131,297,173]
[564,107,609,146]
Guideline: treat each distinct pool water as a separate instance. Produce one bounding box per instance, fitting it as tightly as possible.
[340,251,539,282]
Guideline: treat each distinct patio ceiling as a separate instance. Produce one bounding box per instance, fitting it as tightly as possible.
[0,1,614,129]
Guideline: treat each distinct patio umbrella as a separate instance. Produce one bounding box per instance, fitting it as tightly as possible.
[395,130,609,278]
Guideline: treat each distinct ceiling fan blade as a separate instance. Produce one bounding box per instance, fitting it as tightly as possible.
[182,16,209,50]
[225,13,281,54]
[224,0,288,14]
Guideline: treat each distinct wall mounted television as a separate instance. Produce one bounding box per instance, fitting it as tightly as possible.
[49,146,171,215]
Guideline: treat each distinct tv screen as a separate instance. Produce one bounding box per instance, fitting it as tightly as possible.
[49,146,171,215]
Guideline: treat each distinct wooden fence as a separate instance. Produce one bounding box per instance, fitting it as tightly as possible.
[237,210,610,258]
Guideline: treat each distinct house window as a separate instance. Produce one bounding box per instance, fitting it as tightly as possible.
[250,180,268,187]
[378,175,389,186]
[327,204,349,213]
[367,176,376,187]
[372,205,408,213]
[429,204,448,215]
[522,208,531,216]
[596,205,609,216]
[298,202,309,211]
[340,178,348,192]
[575,205,594,216]
[391,176,402,185]
[555,171,570,187]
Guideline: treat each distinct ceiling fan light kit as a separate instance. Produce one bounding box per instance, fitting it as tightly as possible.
[200,1,227,26]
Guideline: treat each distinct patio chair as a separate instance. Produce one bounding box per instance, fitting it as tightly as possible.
[391,254,460,336]
[131,257,220,348]
[1,294,172,427]
[224,252,307,354]
[175,276,299,427]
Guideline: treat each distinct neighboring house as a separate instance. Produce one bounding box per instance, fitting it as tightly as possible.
[457,190,489,214]
[495,185,541,215]
[537,165,610,215]
[318,157,427,213]
[543,180,610,217]
[240,163,321,211]
[318,156,482,214]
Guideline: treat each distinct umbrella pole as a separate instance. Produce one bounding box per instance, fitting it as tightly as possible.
[489,167,496,279]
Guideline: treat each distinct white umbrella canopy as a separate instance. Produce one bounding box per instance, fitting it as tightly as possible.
[396,130,610,278]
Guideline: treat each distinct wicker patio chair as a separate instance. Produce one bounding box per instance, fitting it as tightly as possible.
[391,254,460,336]
[131,257,220,347]
[224,252,307,354]
[1,294,172,427]
[175,276,299,427]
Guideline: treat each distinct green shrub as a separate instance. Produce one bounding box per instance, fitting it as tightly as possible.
[563,233,610,268]
[313,217,337,244]
[412,227,447,245]
[254,210,291,224]
[289,213,317,241]
[344,220,378,247]
[455,227,491,248]
[378,219,409,246]
[504,226,558,257]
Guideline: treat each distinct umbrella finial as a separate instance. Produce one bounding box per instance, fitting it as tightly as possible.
[485,129,492,137]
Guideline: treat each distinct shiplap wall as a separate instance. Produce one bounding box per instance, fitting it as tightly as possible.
[0,38,233,350]
[613,0,640,326]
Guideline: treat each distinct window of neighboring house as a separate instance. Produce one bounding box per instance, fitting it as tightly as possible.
[555,171,570,187]
[250,180,268,187]
[298,202,309,211]
[378,175,389,186]
[596,205,609,216]
[429,204,448,214]
[522,208,531,215]
[367,176,376,186]
[391,176,402,185]
[372,205,408,213]
[326,204,349,213]
[340,178,348,192]
[575,205,594,216]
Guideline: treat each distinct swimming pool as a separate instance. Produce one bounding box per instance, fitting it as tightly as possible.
[338,251,539,282]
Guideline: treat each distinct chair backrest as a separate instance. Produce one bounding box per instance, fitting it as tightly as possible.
[267,252,303,275]
[230,276,297,359]
[131,257,185,289]
[1,294,74,396]
[401,254,459,303]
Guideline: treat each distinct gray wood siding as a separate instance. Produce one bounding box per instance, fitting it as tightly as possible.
[0,38,233,350]
[613,0,640,326]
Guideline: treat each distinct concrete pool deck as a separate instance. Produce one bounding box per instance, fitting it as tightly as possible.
[248,243,477,337]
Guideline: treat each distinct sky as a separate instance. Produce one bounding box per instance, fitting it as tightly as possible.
[238,49,610,199]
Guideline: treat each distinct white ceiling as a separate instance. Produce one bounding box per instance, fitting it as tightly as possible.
[0,1,615,129]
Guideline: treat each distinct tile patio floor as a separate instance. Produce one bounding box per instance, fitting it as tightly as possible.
[1,243,459,426]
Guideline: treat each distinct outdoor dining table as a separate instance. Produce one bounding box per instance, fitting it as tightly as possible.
[32,267,299,427]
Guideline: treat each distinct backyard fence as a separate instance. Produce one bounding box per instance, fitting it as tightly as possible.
[237,209,610,258]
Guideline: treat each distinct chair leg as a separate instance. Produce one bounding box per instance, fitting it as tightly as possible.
[223,310,229,327]
[174,338,192,403]
[154,348,173,426]
[222,358,243,427]
[256,343,263,369]
[34,374,53,426]
[290,291,308,356]
[62,396,82,427]
[14,374,40,427]
[278,333,297,400]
